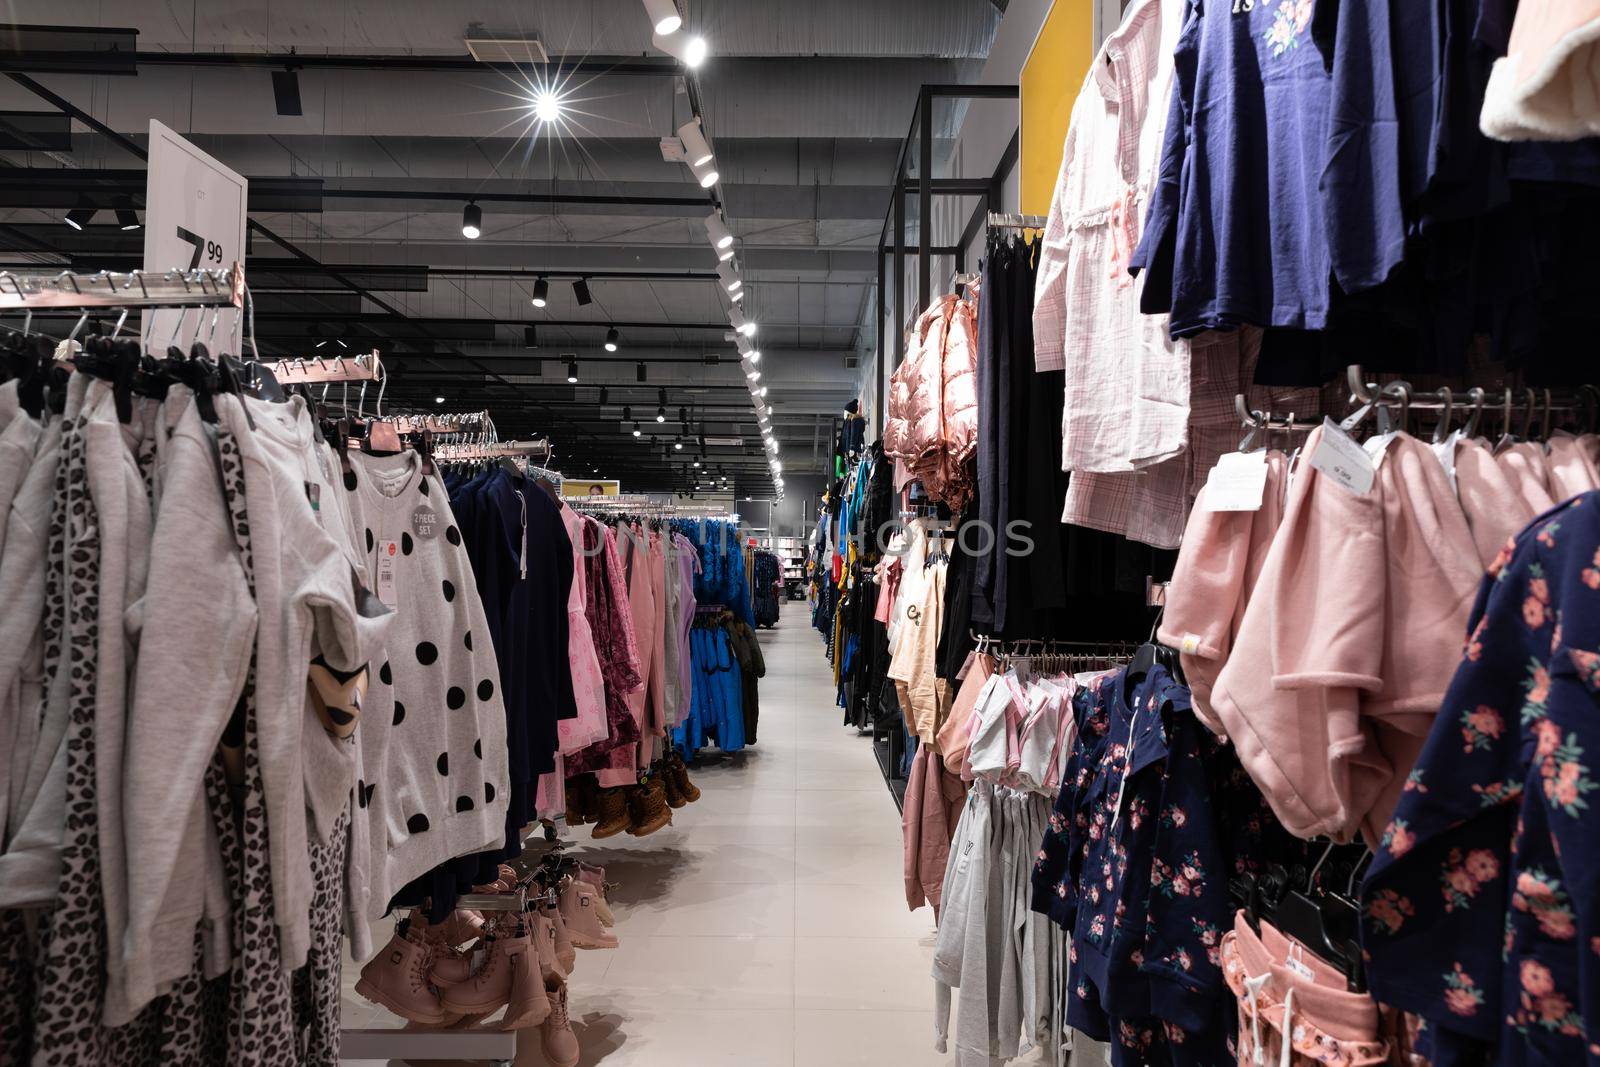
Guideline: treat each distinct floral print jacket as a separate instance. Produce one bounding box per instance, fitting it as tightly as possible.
[1361,492,1600,1067]
[1033,665,1242,1063]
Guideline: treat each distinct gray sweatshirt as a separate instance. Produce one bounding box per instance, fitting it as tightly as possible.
[0,380,42,845]
[341,450,511,926]
[115,388,254,1021]
[83,384,161,1028]
[225,394,392,970]
[0,373,87,909]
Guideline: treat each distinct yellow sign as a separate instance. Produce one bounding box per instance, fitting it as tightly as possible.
[561,479,620,498]
[1020,0,1094,218]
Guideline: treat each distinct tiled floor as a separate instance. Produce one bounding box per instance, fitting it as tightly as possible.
[341,604,973,1065]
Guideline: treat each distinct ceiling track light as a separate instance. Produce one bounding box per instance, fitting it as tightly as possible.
[531,277,549,307]
[716,262,742,293]
[703,212,735,256]
[599,386,610,406]
[271,66,303,116]
[642,0,683,35]
[730,290,745,303]
[678,405,687,424]
[676,117,714,168]
[63,203,97,230]
[566,359,579,384]
[524,325,538,349]
[108,195,142,231]
[748,349,761,363]
[633,422,642,438]
[461,201,482,239]
[635,361,647,383]
[622,404,633,423]
[604,326,620,352]
[689,157,719,189]
[652,29,709,69]
[573,278,593,306]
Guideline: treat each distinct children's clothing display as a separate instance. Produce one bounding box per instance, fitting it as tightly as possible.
[0,328,756,1064]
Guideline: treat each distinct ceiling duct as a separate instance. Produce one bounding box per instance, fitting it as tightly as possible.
[464,33,551,65]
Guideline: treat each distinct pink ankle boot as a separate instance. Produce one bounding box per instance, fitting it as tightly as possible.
[355,924,448,1024]
[435,934,523,1016]
[538,978,581,1067]
[558,879,619,950]
[501,933,551,1029]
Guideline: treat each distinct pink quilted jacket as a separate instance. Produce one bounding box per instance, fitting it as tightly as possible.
[885,296,979,474]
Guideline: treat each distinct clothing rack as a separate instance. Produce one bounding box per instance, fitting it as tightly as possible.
[371,410,495,436]
[262,352,383,385]
[1345,363,1595,435]
[432,438,552,464]
[986,211,1048,230]
[0,265,244,310]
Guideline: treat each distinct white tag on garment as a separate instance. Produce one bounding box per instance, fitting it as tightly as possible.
[1283,944,1315,980]
[1431,430,1460,491]
[1309,418,1375,494]
[377,540,399,607]
[1204,451,1269,511]
[1179,632,1203,655]
[1363,431,1398,468]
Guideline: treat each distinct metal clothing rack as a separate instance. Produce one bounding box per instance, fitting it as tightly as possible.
[263,351,383,384]
[431,438,552,464]
[986,211,1048,230]
[0,264,244,310]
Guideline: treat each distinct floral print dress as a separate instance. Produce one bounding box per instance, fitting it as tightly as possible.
[1361,492,1600,1067]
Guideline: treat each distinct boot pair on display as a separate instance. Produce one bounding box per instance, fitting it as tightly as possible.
[575,757,699,840]
[355,871,616,1026]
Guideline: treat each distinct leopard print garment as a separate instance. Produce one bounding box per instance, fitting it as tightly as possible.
[0,403,70,1067]
[28,400,162,1065]
[209,420,300,1067]
[30,393,222,1066]
[293,808,348,1066]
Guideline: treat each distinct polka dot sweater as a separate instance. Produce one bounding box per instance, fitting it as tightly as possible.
[340,450,510,923]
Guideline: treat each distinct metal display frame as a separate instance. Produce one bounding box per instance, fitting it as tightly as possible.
[864,83,1019,809]
[873,84,1020,419]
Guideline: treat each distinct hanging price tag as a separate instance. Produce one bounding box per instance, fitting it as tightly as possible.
[1308,418,1375,495]
[376,540,399,607]
[1203,451,1269,511]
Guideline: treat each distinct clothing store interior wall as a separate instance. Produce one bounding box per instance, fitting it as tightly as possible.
[1,0,1598,1065]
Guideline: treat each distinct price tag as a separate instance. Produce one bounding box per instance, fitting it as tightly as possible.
[1283,952,1316,980]
[1203,451,1269,511]
[376,540,399,607]
[1363,431,1397,468]
[1308,418,1375,495]
[1179,632,1203,655]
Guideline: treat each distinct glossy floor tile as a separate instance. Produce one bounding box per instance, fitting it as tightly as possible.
[340,607,966,1065]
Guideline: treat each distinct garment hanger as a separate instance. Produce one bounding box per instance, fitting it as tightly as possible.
[1461,387,1486,440]
[1431,386,1455,445]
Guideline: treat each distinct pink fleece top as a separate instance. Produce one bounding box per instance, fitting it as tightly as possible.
[1158,450,1288,734]
[1497,440,1557,514]
[1545,431,1600,501]
[1210,430,1481,846]
[1454,436,1534,568]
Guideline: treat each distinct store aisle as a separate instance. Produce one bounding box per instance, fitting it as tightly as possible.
[546,605,946,1066]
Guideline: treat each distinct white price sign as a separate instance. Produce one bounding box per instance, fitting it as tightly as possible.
[142,120,247,353]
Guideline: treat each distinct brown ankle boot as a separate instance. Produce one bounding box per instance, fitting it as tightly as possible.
[668,751,701,803]
[660,762,687,809]
[626,776,672,837]
[565,774,595,826]
[590,785,631,839]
